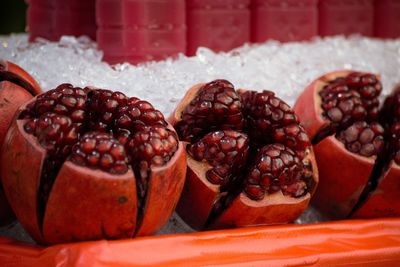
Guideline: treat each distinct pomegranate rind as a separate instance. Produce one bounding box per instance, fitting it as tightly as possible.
[170,84,232,230]
[135,137,187,236]
[0,61,42,226]
[0,82,35,226]
[352,162,400,218]
[0,60,42,96]
[210,146,318,229]
[169,83,205,127]
[176,155,220,230]
[1,118,46,243]
[42,161,137,244]
[293,70,353,140]
[0,191,14,226]
[312,135,375,219]
[0,81,35,149]
[209,191,310,229]
[305,147,319,196]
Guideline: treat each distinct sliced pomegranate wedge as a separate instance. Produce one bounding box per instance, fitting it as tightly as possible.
[0,60,42,226]
[1,84,186,244]
[294,71,400,219]
[170,80,318,230]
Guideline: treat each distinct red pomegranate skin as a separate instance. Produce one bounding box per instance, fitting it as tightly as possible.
[294,70,400,219]
[0,60,42,226]
[1,85,186,244]
[170,81,318,230]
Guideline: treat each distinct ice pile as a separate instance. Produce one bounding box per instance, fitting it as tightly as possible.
[1,34,400,116]
[0,34,399,239]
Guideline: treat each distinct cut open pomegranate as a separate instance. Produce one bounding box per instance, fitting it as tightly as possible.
[170,80,318,230]
[0,60,42,226]
[294,71,400,219]
[1,84,186,244]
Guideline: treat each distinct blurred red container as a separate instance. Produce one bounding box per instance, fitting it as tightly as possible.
[251,0,318,43]
[53,0,96,40]
[319,0,374,37]
[96,0,186,64]
[186,0,250,56]
[27,0,56,41]
[27,0,96,41]
[374,0,400,38]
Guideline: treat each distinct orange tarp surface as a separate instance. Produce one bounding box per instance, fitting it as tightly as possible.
[1,218,400,266]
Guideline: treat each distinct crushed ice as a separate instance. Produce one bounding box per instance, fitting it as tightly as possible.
[1,34,399,116]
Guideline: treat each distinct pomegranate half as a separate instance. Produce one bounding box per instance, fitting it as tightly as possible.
[1,84,186,244]
[170,80,318,230]
[0,60,42,226]
[294,71,400,219]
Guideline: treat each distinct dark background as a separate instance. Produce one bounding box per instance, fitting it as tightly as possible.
[0,1,27,34]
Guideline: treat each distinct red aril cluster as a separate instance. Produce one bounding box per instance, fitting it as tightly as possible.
[187,130,249,186]
[22,84,178,175]
[71,132,129,174]
[336,121,385,157]
[86,89,128,132]
[24,84,87,126]
[176,79,244,142]
[116,98,167,133]
[244,144,304,200]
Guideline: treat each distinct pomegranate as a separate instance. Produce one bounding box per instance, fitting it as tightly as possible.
[0,60,42,226]
[170,80,318,230]
[1,84,186,244]
[294,71,400,219]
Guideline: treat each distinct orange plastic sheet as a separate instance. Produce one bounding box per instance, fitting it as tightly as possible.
[1,218,400,266]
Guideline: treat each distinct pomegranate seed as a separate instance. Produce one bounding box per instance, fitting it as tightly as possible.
[24,83,87,125]
[187,130,249,186]
[272,124,310,158]
[27,112,79,155]
[176,79,244,142]
[128,126,178,170]
[87,89,128,132]
[320,72,382,128]
[244,144,307,199]
[22,84,175,175]
[70,132,128,174]
[337,121,385,158]
[240,90,301,149]
[115,98,166,133]
[244,184,265,201]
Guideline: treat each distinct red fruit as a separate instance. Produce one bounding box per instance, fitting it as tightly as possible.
[294,71,400,219]
[0,60,42,226]
[1,85,186,244]
[170,80,318,230]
